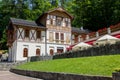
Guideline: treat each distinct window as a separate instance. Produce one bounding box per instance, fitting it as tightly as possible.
[23,48,28,57]
[65,18,69,27]
[66,34,70,43]
[75,35,78,43]
[55,33,59,40]
[65,20,68,27]
[36,48,40,56]
[25,29,29,38]
[56,16,62,26]
[50,49,54,55]
[49,32,53,42]
[55,33,59,43]
[61,33,64,40]
[37,31,41,39]
[50,19,53,25]
[57,47,63,54]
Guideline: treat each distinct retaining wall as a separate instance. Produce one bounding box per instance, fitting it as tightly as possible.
[112,72,120,80]
[27,56,53,62]
[53,42,120,59]
[10,69,113,80]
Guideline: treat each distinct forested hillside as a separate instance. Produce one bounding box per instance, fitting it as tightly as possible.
[0,0,120,49]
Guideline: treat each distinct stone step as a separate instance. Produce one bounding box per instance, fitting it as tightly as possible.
[0,61,26,71]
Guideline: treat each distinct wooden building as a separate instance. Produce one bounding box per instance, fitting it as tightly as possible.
[7,7,87,61]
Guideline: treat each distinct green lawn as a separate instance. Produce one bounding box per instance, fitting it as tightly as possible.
[16,55,120,76]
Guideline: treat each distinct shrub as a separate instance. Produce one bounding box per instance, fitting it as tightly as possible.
[114,68,120,72]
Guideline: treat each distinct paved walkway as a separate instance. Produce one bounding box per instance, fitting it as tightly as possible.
[0,71,43,80]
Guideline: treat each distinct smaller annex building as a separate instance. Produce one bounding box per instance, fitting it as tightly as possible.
[7,7,88,62]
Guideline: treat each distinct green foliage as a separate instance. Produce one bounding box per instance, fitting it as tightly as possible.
[17,55,120,76]
[114,68,120,72]
[0,30,7,50]
[0,0,59,49]
[0,0,120,49]
[73,0,120,31]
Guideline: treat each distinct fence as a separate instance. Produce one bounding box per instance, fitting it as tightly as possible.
[53,41,120,59]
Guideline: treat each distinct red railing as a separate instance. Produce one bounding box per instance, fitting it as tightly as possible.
[98,27,107,36]
[110,23,120,33]
[73,22,120,44]
[88,32,96,39]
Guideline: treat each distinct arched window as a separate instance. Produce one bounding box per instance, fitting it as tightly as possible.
[50,49,54,55]
[36,48,40,56]
[23,48,28,57]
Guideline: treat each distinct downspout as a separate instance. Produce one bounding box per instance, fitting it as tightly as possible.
[45,29,47,56]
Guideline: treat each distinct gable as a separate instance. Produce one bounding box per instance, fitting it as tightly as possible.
[48,11,71,19]
[36,7,73,25]
[47,7,73,20]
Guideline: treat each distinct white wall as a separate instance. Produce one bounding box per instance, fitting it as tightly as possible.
[15,41,45,61]
[10,41,69,61]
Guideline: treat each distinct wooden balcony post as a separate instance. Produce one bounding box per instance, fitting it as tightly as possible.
[86,35,89,40]
[96,32,99,37]
[107,27,111,34]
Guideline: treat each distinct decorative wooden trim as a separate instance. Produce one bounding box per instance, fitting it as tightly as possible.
[18,28,24,39]
[30,30,36,40]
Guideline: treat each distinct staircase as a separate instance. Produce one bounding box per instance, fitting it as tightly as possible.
[0,63,14,71]
[0,61,27,71]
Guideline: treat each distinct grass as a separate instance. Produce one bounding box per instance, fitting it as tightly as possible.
[16,55,120,76]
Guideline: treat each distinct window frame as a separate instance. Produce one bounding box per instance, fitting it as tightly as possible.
[61,33,64,40]
[37,31,41,39]
[55,33,59,40]
[56,16,63,26]
[23,48,28,57]
[25,29,29,38]
[36,48,40,56]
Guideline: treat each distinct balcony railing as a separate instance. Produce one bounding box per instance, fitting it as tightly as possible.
[111,23,120,33]
[88,32,96,39]
[72,22,120,44]
[98,28,107,36]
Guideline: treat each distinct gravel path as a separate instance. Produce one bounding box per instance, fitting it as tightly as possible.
[0,71,43,80]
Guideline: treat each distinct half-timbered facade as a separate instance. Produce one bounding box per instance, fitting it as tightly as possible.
[7,7,84,61]
[7,18,47,61]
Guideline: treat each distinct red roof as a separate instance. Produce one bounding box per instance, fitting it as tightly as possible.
[113,34,120,38]
[66,44,76,51]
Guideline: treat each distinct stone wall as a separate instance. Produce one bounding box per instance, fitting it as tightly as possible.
[10,69,112,80]
[53,42,120,59]
[0,61,27,71]
[112,72,120,80]
[27,56,53,62]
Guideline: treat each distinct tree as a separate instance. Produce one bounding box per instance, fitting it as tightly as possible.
[0,0,59,49]
[0,0,30,49]
[73,0,120,31]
